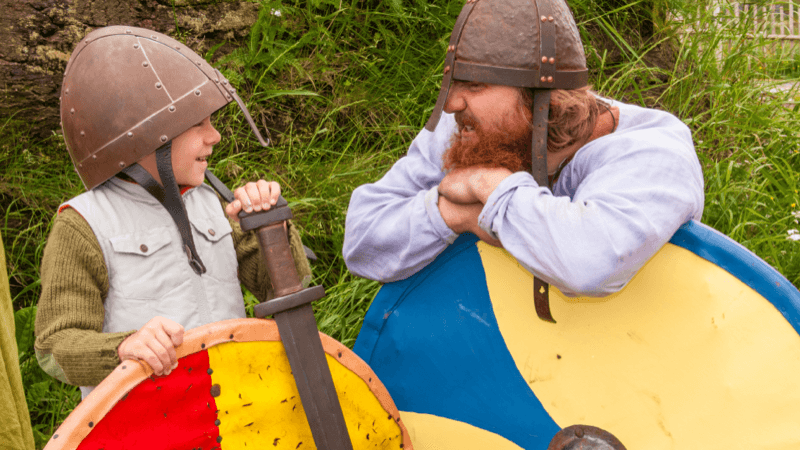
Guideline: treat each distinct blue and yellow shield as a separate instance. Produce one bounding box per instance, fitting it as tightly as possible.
[354,220,800,449]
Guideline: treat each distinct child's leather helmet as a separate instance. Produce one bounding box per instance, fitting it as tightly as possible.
[60,26,269,190]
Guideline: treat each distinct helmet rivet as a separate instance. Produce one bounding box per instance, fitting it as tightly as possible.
[119,162,125,168]
[222,80,228,85]
[143,61,149,67]
[195,90,201,96]
[152,35,158,40]
[80,131,85,136]
[448,45,455,52]
[547,76,554,82]
[70,108,75,114]
[549,16,554,22]
[65,88,69,94]
[134,43,139,49]
[127,132,133,137]
[541,56,548,63]
[175,45,181,50]
[215,79,220,83]
[169,105,176,112]
[541,16,547,22]
[443,65,451,74]
[160,135,167,142]
[226,95,231,99]
[155,82,162,89]
[126,30,131,34]
[92,154,96,159]
[540,76,547,83]
[549,57,555,64]
[196,61,201,66]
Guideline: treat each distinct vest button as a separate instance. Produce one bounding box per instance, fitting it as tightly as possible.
[140,244,148,253]
[208,228,216,236]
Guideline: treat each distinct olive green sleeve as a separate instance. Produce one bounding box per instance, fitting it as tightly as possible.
[1,231,35,450]
[34,208,134,386]
[231,218,313,304]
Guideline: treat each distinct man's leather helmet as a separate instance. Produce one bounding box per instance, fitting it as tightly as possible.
[425,0,588,134]
[61,26,269,190]
[425,0,589,324]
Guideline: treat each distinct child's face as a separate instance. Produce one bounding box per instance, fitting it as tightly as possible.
[171,116,221,187]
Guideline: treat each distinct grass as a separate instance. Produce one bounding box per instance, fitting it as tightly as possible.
[2,0,800,447]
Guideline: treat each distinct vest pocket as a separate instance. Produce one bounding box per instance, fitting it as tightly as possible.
[107,227,176,300]
[190,215,238,283]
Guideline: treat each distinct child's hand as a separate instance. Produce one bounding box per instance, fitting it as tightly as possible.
[118,316,184,376]
[225,180,281,223]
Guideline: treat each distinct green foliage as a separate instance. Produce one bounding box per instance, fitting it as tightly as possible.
[2,0,800,446]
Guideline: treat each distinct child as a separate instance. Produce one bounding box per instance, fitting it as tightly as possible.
[34,26,311,399]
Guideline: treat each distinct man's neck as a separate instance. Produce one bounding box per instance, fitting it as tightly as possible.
[547,105,620,180]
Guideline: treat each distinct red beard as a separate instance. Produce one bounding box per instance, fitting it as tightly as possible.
[442,109,532,173]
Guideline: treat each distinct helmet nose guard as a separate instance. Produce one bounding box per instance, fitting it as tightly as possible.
[61,26,270,191]
[424,0,589,132]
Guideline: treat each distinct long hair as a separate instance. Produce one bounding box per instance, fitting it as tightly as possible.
[520,86,608,153]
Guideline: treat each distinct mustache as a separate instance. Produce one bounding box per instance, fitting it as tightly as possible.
[455,112,480,131]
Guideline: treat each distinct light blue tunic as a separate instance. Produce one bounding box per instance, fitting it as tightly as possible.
[343,99,704,296]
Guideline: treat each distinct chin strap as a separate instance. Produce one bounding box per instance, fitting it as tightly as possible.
[531,89,556,323]
[122,142,207,275]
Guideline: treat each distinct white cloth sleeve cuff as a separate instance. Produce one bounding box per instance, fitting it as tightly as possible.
[478,171,536,239]
[425,185,459,244]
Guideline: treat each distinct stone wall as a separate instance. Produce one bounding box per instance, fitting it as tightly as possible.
[0,0,260,137]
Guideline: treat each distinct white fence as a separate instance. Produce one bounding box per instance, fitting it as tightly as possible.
[701,2,800,51]
[674,1,800,67]
[717,2,800,40]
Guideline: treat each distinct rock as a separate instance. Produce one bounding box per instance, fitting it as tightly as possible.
[0,0,259,137]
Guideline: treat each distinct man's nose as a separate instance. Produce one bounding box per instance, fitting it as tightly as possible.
[443,84,466,114]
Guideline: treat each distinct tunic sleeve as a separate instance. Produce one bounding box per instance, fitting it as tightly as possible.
[34,208,134,386]
[342,114,460,282]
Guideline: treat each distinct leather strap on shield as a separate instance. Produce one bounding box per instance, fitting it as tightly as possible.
[122,143,207,275]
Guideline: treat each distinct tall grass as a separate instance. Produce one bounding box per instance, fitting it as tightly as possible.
[2,0,799,447]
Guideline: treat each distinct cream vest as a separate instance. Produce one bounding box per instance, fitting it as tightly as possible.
[64,177,245,397]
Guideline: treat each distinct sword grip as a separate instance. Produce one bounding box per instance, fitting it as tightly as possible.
[254,222,303,297]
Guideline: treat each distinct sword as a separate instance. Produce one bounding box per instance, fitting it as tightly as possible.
[205,171,354,450]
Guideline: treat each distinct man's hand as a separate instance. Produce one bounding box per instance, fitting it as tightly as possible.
[225,180,282,223]
[438,196,502,247]
[438,167,513,205]
[118,316,185,376]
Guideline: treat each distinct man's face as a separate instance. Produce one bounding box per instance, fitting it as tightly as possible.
[442,81,532,172]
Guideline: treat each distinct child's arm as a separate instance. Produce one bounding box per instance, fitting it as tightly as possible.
[34,208,134,386]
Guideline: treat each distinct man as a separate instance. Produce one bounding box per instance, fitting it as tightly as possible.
[343,0,704,300]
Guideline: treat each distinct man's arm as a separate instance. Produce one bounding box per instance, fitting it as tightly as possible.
[343,115,461,282]
[477,110,704,297]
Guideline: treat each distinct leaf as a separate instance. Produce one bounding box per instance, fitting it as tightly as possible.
[14,305,36,359]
